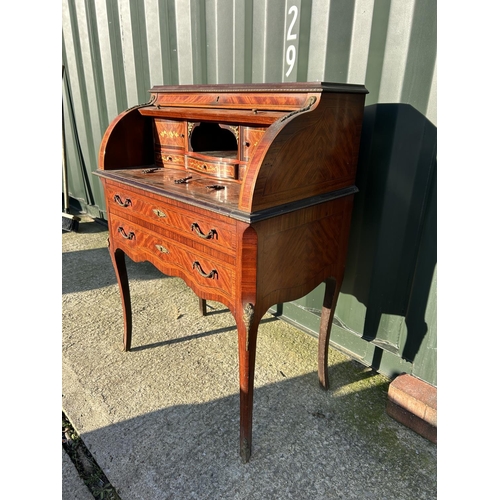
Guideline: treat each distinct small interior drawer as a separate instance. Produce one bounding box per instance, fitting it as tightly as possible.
[186,155,238,180]
[153,119,186,149]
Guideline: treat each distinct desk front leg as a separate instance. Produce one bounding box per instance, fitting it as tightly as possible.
[234,223,260,462]
[108,240,132,352]
[235,302,262,463]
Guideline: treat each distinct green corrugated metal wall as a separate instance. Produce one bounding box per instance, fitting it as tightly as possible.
[62,0,437,387]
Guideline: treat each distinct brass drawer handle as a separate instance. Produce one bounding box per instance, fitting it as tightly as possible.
[117,227,135,240]
[192,261,218,279]
[155,244,169,254]
[153,208,166,218]
[113,195,131,207]
[191,222,217,240]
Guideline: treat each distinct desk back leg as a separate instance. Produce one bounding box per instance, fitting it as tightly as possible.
[318,276,342,390]
[199,298,207,316]
[108,242,132,352]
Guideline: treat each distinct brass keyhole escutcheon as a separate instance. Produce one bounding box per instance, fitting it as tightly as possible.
[153,208,166,218]
[155,244,169,254]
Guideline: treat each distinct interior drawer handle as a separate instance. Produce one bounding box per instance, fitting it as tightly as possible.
[191,223,217,240]
[174,176,192,184]
[192,261,218,279]
[117,227,135,240]
[114,195,131,207]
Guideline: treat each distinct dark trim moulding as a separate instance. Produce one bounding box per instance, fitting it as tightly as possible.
[93,170,358,223]
[149,82,369,95]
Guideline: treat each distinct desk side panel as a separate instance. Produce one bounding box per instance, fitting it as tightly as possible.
[99,107,154,170]
[253,195,355,312]
[242,93,365,213]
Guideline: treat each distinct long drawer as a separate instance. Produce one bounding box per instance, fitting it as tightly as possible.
[105,183,237,254]
[108,214,235,300]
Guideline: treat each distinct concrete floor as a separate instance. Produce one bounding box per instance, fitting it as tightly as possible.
[62,216,437,499]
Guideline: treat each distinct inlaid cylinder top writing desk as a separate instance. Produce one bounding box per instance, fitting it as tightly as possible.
[95,82,368,462]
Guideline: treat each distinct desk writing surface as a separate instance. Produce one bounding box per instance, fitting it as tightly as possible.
[97,167,241,211]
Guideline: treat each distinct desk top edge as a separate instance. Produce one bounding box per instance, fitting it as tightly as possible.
[149,82,368,95]
[93,169,358,223]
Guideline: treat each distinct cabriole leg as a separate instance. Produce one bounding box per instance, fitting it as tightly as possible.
[236,302,260,463]
[108,243,132,351]
[318,276,342,390]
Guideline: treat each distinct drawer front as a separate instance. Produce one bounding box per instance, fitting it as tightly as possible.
[154,119,186,149]
[154,149,185,168]
[109,215,235,299]
[108,217,139,249]
[186,156,238,180]
[106,187,236,253]
[241,127,266,161]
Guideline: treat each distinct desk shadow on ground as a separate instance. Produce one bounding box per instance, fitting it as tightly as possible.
[129,316,278,352]
[62,223,173,295]
[62,247,172,295]
[74,363,436,500]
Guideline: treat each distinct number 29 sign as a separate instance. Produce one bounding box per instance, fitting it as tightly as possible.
[284,4,299,80]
